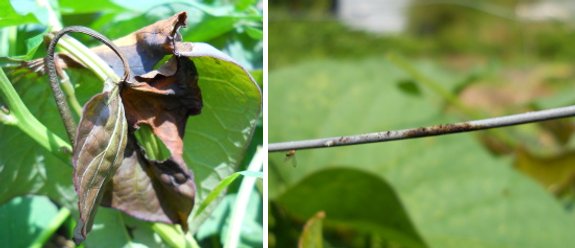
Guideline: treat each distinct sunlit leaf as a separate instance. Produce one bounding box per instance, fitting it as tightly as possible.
[72,88,128,243]
[0,30,46,66]
[196,191,263,247]
[177,41,262,232]
[0,75,75,209]
[0,196,59,248]
[0,0,42,26]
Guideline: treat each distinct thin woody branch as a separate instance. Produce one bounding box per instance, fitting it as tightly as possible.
[268,105,575,152]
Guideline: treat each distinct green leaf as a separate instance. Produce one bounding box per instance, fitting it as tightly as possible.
[182,6,261,42]
[196,194,234,241]
[177,42,261,232]
[0,196,60,248]
[244,26,263,40]
[196,191,263,247]
[188,16,239,42]
[269,58,575,247]
[298,211,325,248]
[0,30,46,65]
[0,0,38,27]
[85,208,168,248]
[72,88,128,243]
[59,0,124,14]
[0,73,75,209]
[109,0,219,14]
[234,0,257,11]
[195,172,241,217]
[279,169,424,248]
[397,79,422,97]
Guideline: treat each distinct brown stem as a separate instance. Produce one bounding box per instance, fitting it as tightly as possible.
[45,26,131,143]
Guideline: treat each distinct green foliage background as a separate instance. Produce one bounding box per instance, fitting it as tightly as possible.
[0,0,262,247]
[269,1,575,247]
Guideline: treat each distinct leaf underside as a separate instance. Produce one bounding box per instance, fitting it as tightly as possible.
[72,89,127,243]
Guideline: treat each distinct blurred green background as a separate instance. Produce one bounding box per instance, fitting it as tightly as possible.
[269,0,575,247]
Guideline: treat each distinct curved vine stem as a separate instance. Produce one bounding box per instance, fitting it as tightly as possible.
[45,26,131,143]
[268,105,575,152]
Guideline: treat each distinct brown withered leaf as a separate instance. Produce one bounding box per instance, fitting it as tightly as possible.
[72,88,128,244]
[97,55,201,230]
[26,11,188,78]
[101,137,195,230]
[122,56,202,163]
[58,12,213,238]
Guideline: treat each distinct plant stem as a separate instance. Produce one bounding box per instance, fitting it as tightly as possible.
[134,126,168,161]
[30,207,71,248]
[46,26,132,142]
[0,68,71,160]
[268,105,575,152]
[57,36,120,82]
[194,172,242,217]
[59,69,83,116]
[151,223,200,248]
[224,147,263,248]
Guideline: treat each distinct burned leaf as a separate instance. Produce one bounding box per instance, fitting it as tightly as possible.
[72,88,128,244]
[101,138,195,230]
[122,56,202,162]
[88,11,187,77]
[63,12,202,236]
[26,11,188,79]
[96,55,201,229]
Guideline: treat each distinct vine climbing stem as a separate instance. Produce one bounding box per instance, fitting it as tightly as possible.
[45,26,131,143]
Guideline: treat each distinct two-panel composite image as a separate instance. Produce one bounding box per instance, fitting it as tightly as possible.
[2,0,575,247]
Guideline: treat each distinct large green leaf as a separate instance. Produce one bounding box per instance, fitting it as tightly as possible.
[0,196,59,248]
[278,168,425,248]
[269,58,575,247]
[180,42,262,231]
[0,75,75,209]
